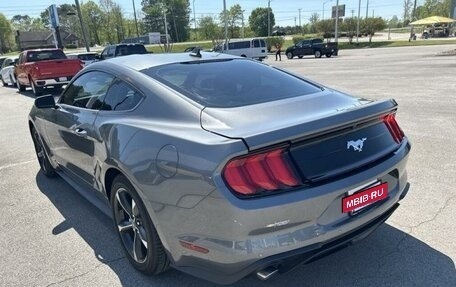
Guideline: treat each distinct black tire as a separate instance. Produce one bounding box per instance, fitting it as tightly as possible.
[10,75,16,87]
[298,56,303,59]
[31,78,43,97]
[17,77,25,92]
[286,52,294,59]
[31,126,57,177]
[111,175,170,275]
[325,53,332,58]
[314,50,322,58]
[1,78,6,86]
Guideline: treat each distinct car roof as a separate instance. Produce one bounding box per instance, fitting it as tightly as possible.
[66,52,97,55]
[89,52,239,71]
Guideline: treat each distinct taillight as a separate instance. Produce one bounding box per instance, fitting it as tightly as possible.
[383,113,404,143]
[223,148,300,196]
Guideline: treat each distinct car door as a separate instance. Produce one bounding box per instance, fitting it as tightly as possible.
[46,71,115,185]
[301,40,312,55]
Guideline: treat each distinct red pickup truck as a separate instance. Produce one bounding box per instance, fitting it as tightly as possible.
[15,49,83,96]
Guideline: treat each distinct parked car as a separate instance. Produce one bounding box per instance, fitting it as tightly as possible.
[29,52,410,285]
[1,56,19,87]
[66,52,98,66]
[98,43,149,60]
[286,38,338,59]
[214,38,267,60]
[271,30,286,36]
[183,46,202,52]
[0,57,6,79]
[15,49,83,96]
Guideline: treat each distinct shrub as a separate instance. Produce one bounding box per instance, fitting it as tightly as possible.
[65,44,77,49]
[265,36,285,52]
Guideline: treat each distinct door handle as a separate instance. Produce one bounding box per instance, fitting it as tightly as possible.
[74,128,87,136]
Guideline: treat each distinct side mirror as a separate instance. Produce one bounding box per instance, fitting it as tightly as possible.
[34,95,56,109]
[95,54,101,60]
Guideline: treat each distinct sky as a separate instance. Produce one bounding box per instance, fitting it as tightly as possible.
[0,0,409,26]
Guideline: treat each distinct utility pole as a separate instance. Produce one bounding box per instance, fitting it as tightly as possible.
[356,0,361,43]
[335,0,339,42]
[298,8,302,34]
[366,0,369,19]
[410,0,417,41]
[132,0,139,37]
[294,17,297,27]
[193,0,197,41]
[223,0,228,50]
[268,0,271,36]
[241,10,245,38]
[162,4,170,52]
[452,0,456,18]
[74,0,90,52]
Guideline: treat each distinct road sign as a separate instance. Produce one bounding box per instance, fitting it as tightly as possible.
[332,4,346,18]
[48,4,59,28]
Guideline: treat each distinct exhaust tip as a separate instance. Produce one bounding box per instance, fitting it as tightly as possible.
[256,266,279,281]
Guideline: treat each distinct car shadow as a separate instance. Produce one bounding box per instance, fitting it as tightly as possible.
[35,172,456,287]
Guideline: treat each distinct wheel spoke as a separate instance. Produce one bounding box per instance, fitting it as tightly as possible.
[115,190,133,219]
[133,229,146,262]
[117,221,133,233]
[137,227,148,249]
[132,199,139,217]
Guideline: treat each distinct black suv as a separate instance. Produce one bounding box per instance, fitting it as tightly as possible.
[98,43,149,60]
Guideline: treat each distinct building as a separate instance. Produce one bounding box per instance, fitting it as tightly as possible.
[16,29,80,50]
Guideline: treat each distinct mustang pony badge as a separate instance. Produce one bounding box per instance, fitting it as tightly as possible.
[347,138,367,152]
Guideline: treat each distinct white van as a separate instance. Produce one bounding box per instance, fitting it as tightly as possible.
[214,38,267,60]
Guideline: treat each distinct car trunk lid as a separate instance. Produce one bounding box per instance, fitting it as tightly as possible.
[201,91,402,182]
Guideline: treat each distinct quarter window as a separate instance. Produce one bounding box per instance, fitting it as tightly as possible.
[101,80,143,111]
[60,71,114,109]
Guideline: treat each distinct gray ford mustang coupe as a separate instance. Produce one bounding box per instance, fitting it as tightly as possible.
[29,51,410,284]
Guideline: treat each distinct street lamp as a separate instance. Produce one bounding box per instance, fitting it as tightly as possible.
[323,0,332,20]
[193,0,197,41]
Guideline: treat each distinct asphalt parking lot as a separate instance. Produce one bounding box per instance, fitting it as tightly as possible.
[0,44,455,287]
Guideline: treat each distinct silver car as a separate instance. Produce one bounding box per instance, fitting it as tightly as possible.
[1,57,18,87]
[28,52,411,284]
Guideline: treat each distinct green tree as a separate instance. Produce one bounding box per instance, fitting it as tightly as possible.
[248,7,274,37]
[199,16,219,42]
[219,4,243,38]
[0,13,14,53]
[341,17,358,44]
[416,0,451,19]
[142,0,190,42]
[309,13,319,33]
[315,19,334,39]
[81,1,103,45]
[362,17,386,43]
[389,15,400,28]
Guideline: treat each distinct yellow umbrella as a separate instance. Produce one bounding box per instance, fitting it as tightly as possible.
[410,16,456,25]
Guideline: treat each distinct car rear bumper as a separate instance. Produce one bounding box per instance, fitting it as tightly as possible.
[34,76,73,87]
[174,193,407,285]
[147,140,411,284]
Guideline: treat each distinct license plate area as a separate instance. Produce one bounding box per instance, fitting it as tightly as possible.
[342,181,388,214]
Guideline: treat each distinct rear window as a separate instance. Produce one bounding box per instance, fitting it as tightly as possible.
[116,45,147,56]
[142,59,322,108]
[78,53,97,60]
[27,50,67,62]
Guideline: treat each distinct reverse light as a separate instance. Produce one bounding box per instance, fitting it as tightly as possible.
[223,148,300,196]
[383,114,405,143]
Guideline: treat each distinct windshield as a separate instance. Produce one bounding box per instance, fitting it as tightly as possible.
[142,59,322,108]
[27,50,67,62]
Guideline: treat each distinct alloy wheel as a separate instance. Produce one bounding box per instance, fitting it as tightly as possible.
[113,188,149,263]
